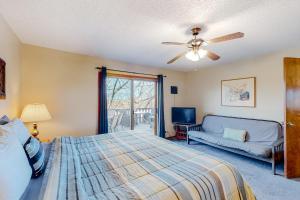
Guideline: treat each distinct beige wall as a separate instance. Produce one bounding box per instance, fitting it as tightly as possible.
[19,45,300,140]
[0,15,21,118]
[20,45,187,139]
[186,48,300,124]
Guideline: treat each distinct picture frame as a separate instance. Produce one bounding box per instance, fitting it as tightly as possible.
[221,77,256,107]
[0,58,5,99]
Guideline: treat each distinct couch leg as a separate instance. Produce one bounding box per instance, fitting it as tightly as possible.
[187,135,190,145]
[272,157,276,175]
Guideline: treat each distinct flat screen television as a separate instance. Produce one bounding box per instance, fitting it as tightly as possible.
[171,107,196,124]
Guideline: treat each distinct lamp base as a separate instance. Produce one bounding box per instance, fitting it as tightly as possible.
[32,123,40,140]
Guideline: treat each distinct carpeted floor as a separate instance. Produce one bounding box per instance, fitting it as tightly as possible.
[171,140,300,200]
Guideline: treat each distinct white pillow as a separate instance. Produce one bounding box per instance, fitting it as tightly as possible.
[0,129,32,200]
[0,119,30,145]
[223,128,247,142]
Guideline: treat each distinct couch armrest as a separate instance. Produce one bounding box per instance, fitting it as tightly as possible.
[272,137,284,156]
[188,124,202,132]
[272,137,284,173]
[272,137,284,148]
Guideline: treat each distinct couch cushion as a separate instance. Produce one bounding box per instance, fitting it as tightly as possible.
[188,131,272,157]
[189,130,222,145]
[202,115,282,145]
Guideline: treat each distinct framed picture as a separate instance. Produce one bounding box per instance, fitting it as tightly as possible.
[0,58,5,99]
[221,77,256,107]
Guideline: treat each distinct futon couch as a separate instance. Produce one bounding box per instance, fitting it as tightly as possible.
[187,114,284,174]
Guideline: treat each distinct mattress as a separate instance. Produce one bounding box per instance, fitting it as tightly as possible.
[38,131,255,200]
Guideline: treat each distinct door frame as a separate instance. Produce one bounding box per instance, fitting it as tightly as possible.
[107,72,158,135]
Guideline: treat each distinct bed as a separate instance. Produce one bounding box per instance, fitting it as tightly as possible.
[27,131,255,200]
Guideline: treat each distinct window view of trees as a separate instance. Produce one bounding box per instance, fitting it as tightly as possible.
[107,77,131,132]
[107,77,156,133]
[134,80,155,131]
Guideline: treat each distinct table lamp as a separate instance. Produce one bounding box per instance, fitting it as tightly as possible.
[21,103,52,139]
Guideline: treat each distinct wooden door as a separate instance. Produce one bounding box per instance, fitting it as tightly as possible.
[284,57,300,178]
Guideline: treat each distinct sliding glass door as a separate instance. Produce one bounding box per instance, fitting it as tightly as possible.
[133,80,156,132]
[107,77,131,132]
[107,76,157,134]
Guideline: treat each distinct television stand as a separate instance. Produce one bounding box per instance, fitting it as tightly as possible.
[173,123,195,140]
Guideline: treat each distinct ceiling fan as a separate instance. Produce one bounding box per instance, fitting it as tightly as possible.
[162,27,244,64]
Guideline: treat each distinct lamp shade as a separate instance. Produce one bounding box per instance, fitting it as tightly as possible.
[21,103,52,123]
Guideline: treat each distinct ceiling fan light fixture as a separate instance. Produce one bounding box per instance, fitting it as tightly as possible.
[185,50,200,61]
[185,49,207,62]
[198,49,207,58]
[202,41,208,46]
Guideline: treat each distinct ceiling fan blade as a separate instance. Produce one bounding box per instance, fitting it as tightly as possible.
[206,50,220,61]
[207,32,244,44]
[162,42,187,46]
[167,51,187,64]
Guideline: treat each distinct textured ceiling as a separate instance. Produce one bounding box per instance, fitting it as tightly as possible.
[0,0,300,71]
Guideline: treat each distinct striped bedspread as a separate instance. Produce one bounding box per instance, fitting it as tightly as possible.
[39,131,255,200]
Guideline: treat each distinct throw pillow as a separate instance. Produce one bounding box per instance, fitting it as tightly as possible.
[23,136,45,178]
[223,128,247,142]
